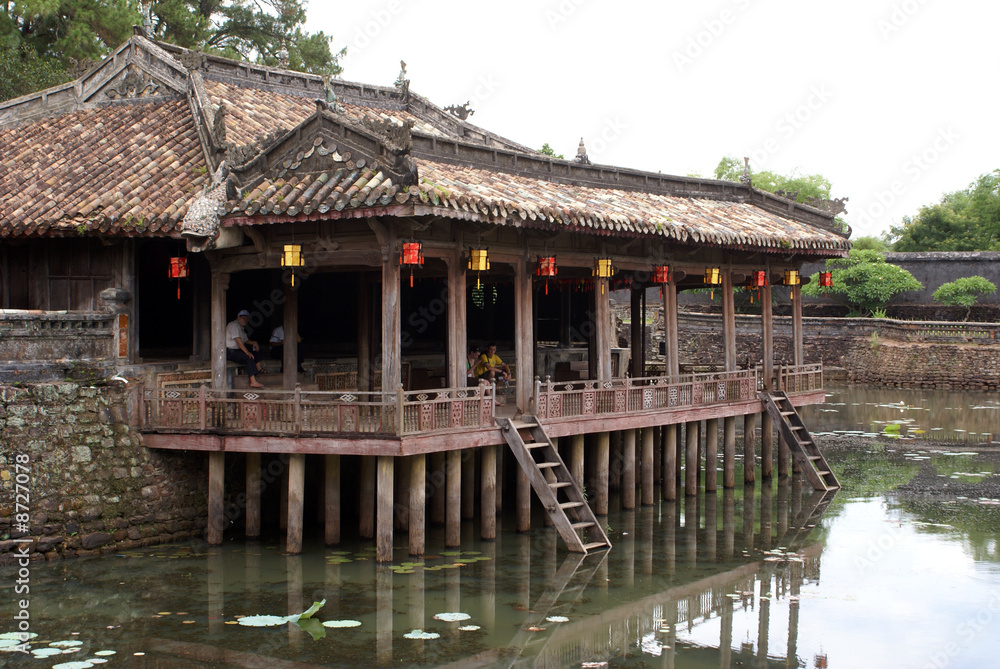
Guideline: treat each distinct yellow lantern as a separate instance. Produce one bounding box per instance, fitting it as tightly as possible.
[468,248,490,289]
[704,267,721,300]
[281,244,305,286]
[593,258,615,294]
[784,269,800,300]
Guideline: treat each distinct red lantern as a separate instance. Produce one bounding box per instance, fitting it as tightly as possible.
[819,271,833,287]
[399,241,424,287]
[536,256,557,295]
[652,265,670,284]
[749,270,767,288]
[168,257,188,300]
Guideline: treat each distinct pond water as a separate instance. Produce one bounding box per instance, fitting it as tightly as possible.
[3,384,1000,668]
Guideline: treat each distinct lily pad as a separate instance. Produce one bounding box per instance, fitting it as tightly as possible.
[403,629,440,639]
[50,640,84,648]
[322,620,362,628]
[238,615,289,627]
[433,612,471,622]
[458,625,481,631]
[0,632,35,640]
[94,650,116,656]
[51,662,94,669]
[33,648,66,658]
[546,616,569,622]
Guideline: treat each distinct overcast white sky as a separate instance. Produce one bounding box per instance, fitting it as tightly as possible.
[306,0,999,241]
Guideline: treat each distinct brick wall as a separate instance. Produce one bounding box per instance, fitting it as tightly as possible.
[0,381,207,563]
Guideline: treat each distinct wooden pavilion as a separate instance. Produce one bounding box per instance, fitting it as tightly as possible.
[0,31,851,560]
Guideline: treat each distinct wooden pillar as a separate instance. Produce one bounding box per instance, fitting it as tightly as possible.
[286,453,305,554]
[325,455,340,545]
[663,424,677,500]
[685,421,698,495]
[393,457,409,531]
[514,257,534,412]
[245,452,261,538]
[357,276,372,392]
[594,278,612,379]
[594,431,610,515]
[446,450,461,547]
[359,456,375,539]
[664,281,679,377]
[705,417,718,492]
[409,454,425,556]
[570,434,585,490]
[207,451,224,545]
[380,224,401,394]
[744,412,757,484]
[641,427,654,506]
[210,271,229,389]
[447,252,466,389]
[461,449,475,521]
[481,445,496,540]
[724,417,736,488]
[516,468,530,533]
[622,429,636,510]
[792,284,804,366]
[630,287,643,377]
[430,452,445,525]
[761,279,775,480]
[376,456,394,562]
[721,267,736,370]
[282,280,298,389]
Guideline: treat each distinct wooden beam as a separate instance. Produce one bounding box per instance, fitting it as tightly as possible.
[570,434,585,490]
[664,281,679,377]
[376,455,394,562]
[705,418,719,492]
[744,413,756,484]
[381,225,401,394]
[325,454,340,545]
[722,269,736,370]
[211,272,228,390]
[663,424,677,501]
[409,454,425,555]
[245,452,260,538]
[792,284,804,366]
[685,421,698,496]
[630,288,643,377]
[514,256,534,411]
[286,453,305,554]
[447,252,467,389]
[595,280,612,379]
[282,280,298,390]
[724,417,736,488]
[207,451,224,545]
[516,467,530,533]
[481,444,496,540]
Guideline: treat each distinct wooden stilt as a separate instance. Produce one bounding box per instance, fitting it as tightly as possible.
[207,451,224,545]
[652,426,661,489]
[445,450,461,547]
[761,411,774,480]
[394,456,409,531]
[461,449,475,521]
[744,413,757,484]
[570,433,585,490]
[430,452,445,525]
[685,421,698,495]
[245,452,260,539]
[279,468,287,531]
[481,445,496,540]
[641,427,654,506]
[723,416,736,488]
[409,454,425,555]
[325,454,340,545]
[516,467,530,533]
[359,456,375,539]
[595,431,610,516]
[286,453,304,554]
[622,429,636,510]
[663,424,677,501]
[705,418,719,492]
[376,455,394,562]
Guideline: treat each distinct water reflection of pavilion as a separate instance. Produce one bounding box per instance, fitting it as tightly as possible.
[140,479,834,668]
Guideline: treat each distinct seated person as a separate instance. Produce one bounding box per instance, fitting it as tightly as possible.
[269,325,304,372]
[466,345,481,385]
[474,343,510,382]
[226,310,265,389]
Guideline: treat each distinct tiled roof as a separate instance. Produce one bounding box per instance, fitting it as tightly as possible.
[0,99,205,237]
[226,157,848,252]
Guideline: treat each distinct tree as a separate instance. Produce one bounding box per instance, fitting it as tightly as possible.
[801,249,923,317]
[714,156,833,203]
[0,44,69,101]
[888,170,1000,251]
[932,276,997,321]
[539,143,564,160]
[850,235,890,252]
[1,0,343,102]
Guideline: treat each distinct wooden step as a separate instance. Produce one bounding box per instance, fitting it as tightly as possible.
[549,481,572,489]
[582,542,609,551]
[526,442,548,449]
[571,521,595,530]
[537,462,560,469]
[780,411,795,416]
[808,455,822,460]
[560,501,585,510]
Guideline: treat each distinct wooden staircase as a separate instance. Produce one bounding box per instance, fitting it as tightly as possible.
[497,416,612,554]
[760,391,840,491]
[776,488,838,549]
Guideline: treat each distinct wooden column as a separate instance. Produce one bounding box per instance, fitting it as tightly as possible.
[286,453,305,554]
[282,280,298,389]
[409,454,425,556]
[376,455,394,562]
[357,276,372,391]
[792,284,804,366]
[461,450,475,520]
[245,452,261,538]
[445,450,461,547]
[481,445,496,540]
[394,457,409,531]
[594,277,613,379]
[685,421,698,495]
[664,280,679,377]
[663,424,677,500]
[724,417,736,488]
[514,257,535,411]
[721,267,736,370]
[570,434,585,490]
[630,287,643,377]
[359,456,375,539]
[210,271,229,389]
[447,252,466,389]
[325,454,340,545]
[705,417,718,492]
[516,468,531,533]
[594,431,610,516]
[379,224,401,394]
[641,427,654,506]
[207,451,224,545]
[622,429,636,510]
[761,279,775,479]
[744,412,756,484]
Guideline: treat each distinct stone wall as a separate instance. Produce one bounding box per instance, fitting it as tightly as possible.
[0,381,207,563]
[843,339,1000,390]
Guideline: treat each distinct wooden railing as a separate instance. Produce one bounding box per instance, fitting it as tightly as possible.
[533,369,758,420]
[756,363,824,394]
[140,384,495,437]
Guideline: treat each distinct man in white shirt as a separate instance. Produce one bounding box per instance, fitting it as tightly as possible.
[226,310,265,388]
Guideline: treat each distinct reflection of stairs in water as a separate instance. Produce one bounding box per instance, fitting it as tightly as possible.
[498,416,611,554]
[500,551,608,668]
[760,391,840,491]
[778,488,838,549]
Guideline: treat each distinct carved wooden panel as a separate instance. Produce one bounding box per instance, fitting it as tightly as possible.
[583,391,595,415]
[450,401,464,427]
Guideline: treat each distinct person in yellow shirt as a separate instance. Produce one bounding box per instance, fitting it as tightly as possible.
[474,343,510,381]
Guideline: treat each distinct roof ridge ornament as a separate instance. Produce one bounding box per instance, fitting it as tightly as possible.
[444,101,474,121]
[575,137,591,165]
[739,156,752,185]
[394,60,410,103]
[278,41,290,69]
[321,75,346,114]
